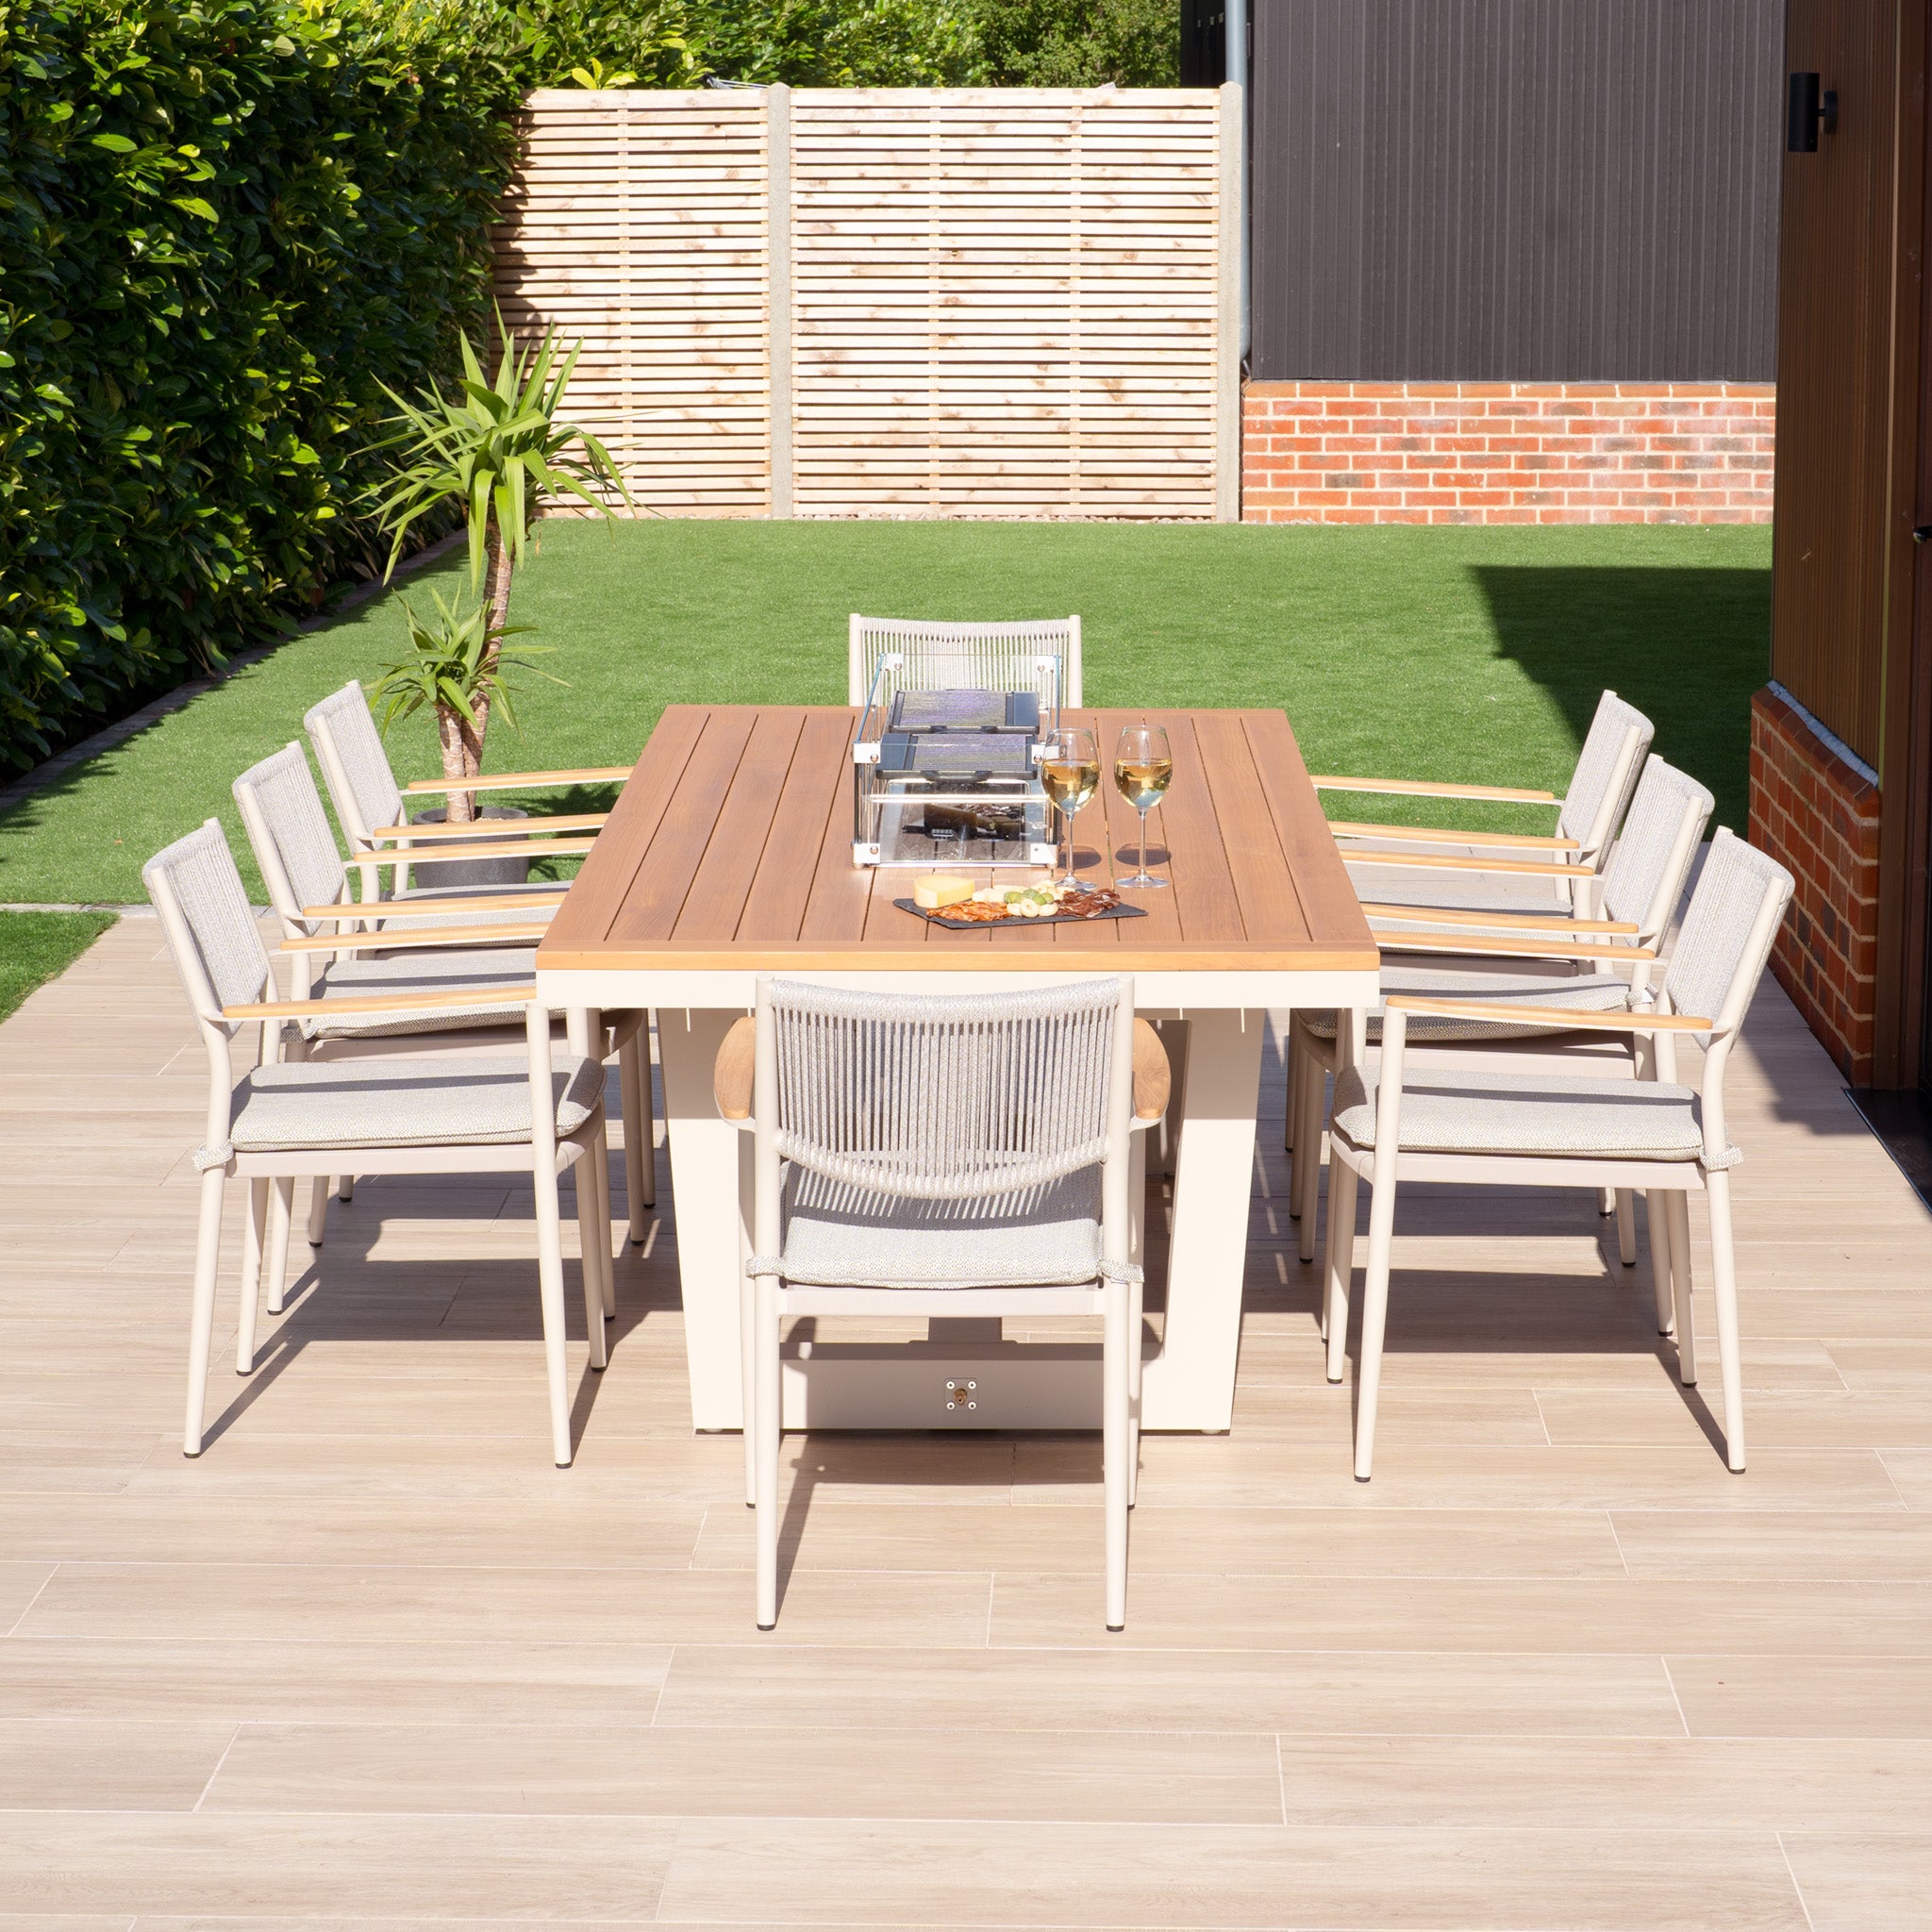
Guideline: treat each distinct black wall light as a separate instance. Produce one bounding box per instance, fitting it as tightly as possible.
[1788,72,1840,152]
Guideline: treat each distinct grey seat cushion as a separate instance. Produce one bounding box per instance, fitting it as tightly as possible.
[1298,967,1633,1044]
[304,946,537,1040]
[1330,1064,1737,1167]
[779,1162,1102,1289]
[1344,862,1578,918]
[228,1055,602,1154]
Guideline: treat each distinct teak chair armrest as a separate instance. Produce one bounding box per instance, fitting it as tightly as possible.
[278,923,549,956]
[224,985,538,1022]
[1310,775,1557,805]
[1344,849,1595,879]
[1328,820,1579,852]
[299,890,568,921]
[1371,928,1657,962]
[712,1014,1173,1123]
[345,840,597,867]
[401,766,633,794]
[1384,994,1711,1033]
[369,811,609,842]
[1359,902,1641,935]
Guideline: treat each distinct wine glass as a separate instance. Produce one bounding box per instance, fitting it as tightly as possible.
[1040,727,1100,885]
[1113,724,1173,889]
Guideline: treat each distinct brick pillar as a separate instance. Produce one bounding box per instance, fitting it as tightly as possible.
[1748,686,1882,1082]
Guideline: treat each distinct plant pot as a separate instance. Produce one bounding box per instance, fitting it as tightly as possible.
[406,805,532,889]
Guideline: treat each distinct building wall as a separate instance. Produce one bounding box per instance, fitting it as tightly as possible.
[1750,686,1883,1082]
[1241,380,1774,525]
[1249,0,1783,384]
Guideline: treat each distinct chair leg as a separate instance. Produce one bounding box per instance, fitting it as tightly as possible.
[1323,1157,1359,1378]
[741,1272,758,1508]
[618,1026,655,1241]
[588,1122,617,1321]
[1296,1052,1324,1262]
[755,1274,781,1629]
[575,1150,609,1374]
[1126,1261,1145,1509]
[234,1178,268,1376]
[1352,1170,1399,1482]
[184,1169,225,1457]
[1599,1185,1616,1216]
[1707,1171,1746,1473]
[1104,1275,1131,1631]
[532,1150,573,1467]
[1613,1189,1637,1267]
[1644,1191,1675,1336]
[307,1176,330,1245]
[1666,1189,1697,1387]
[263,1178,293,1317]
[1285,1026,1301,1156]
[337,1175,354,1203]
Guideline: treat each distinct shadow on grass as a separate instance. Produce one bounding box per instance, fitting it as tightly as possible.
[1469,564,1771,831]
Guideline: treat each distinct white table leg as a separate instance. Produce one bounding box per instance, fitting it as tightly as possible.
[657,1007,753,1429]
[1139,1007,1265,1431]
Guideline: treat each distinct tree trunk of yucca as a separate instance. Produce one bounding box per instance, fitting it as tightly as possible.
[441,518,513,824]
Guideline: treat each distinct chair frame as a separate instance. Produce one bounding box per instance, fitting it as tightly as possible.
[845,614,1084,708]
[722,977,1162,1632]
[145,829,613,1466]
[1323,849,1791,1481]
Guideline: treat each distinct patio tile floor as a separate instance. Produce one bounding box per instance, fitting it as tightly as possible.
[0,915,1927,1927]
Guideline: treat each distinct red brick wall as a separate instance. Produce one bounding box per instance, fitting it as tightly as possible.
[1241,380,1775,525]
[1749,686,1882,1082]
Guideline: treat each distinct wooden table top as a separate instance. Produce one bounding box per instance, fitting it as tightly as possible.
[537,705,1376,975]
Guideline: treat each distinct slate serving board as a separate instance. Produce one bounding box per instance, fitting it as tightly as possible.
[893,896,1150,931]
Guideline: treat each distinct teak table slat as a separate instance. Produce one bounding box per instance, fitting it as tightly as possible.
[537,705,1377,1434]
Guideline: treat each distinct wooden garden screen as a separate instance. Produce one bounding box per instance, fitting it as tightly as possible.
[492,86,1242,521]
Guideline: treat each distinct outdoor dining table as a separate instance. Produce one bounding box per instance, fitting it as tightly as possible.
[533,704,1378,1433]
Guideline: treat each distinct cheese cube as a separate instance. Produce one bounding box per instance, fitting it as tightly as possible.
[913,874,975,910]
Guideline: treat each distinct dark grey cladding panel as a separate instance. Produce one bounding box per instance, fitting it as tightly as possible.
[1250,0,1783,381]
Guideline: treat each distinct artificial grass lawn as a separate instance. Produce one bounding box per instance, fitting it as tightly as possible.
[0,911,117,1022]
[0,520,1771,907]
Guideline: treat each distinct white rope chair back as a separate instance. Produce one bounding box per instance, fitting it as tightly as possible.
[767,977,1122,1203]
[233,742,348,929]
[1598,757,1714,941]
[1558,691,1654,851]
[1664,828,1794,1042]
[304,680,402,847]
[142,819,273,1030]
[848,615,1080,708]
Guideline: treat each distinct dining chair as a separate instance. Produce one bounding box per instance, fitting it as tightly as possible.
[715,975,1167,1631]
[251,730,657,1243]
[846,614,1083,708]
[143,820,614,1465]
[232,741,654,1250]
[302,678,620,902]
[1323,828,1792,1479]
[1315,690,1655,918]
[1287,756,1714,1300]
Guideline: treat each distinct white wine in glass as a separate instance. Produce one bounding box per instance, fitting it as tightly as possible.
[1040,728,1100,884]
[1114,724,1173,889]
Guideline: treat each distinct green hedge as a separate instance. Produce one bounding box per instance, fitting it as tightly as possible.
[0,0,535,773]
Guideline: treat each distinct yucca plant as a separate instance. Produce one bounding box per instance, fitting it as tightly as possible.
[365,309,630,816]
[366,590,566,787]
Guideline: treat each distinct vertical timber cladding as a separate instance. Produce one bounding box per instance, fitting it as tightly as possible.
[492,88,1234,520]
[493,91,773,516]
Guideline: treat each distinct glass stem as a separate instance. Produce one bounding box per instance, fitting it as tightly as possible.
[1139,808,1150,879]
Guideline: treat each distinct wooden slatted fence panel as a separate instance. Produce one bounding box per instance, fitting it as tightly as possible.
[492,86,1234,521]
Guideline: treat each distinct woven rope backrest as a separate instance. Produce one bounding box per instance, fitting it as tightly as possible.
[1558,692,1654,846]
[769,977,1120,1202]
[1665,828,1793,1039]
[142,821,272,1020]
[1599,758,1713,940]
[234,743,346,920]
[304,682,401,840]
[855,617,1072,709]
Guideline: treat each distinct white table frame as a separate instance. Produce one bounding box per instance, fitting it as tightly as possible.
[536,962,1374,1432]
